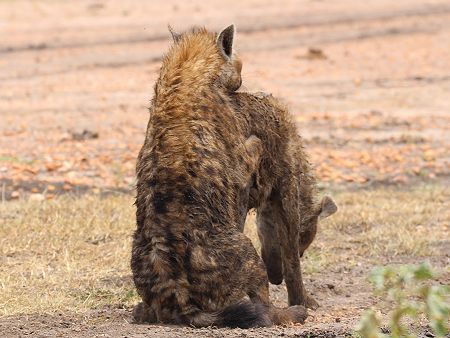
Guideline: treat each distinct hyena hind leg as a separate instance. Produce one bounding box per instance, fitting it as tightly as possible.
[235,233,307,325]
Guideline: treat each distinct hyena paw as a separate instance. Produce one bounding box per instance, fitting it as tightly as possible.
[285,305,308,324]
[272,305,307,325]
[305,295,320,310]
[132,302,157,323]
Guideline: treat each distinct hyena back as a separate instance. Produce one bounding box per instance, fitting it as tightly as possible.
[131,26,307,328]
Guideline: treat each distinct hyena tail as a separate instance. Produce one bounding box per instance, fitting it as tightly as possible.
[189,300,271,328]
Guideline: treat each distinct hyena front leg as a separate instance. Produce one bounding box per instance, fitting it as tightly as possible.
[275,177,313,309]
[277,179,321,310]
[257,195,320,310]
[256,202,283,285]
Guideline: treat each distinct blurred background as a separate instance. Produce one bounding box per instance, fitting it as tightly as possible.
[1,0,449,198]
[1,1,449,337]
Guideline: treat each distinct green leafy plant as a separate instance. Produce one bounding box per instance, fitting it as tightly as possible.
[355,263,450,338]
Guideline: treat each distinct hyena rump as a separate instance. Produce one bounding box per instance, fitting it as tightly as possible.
[131,25,307,328]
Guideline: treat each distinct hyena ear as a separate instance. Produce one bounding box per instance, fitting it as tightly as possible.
[168,24,182,43]
[318,196,337,220]
[216,24,235,59]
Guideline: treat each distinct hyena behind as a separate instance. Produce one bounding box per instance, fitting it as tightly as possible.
[131,26,307,328]
[230,92,337,310]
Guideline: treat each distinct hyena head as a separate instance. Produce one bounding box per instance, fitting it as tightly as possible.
[299,196,337,257]
[166,24,242,92]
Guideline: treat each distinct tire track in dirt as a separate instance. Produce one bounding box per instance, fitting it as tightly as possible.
[1,11,449,81]
[2,2,450,54]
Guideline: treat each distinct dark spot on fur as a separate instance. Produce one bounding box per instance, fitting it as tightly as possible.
[187,168,197,178]
[202,148,212,157]
[221,177,229,188]
[199,105,210,113]
[153,191,174,214]
[169,255,181,279]
[194,128,208,146]
[183,187,196,204]
[161,104,177,112]
[205,166,216,176]
[192,146,213,158]
[135,195,146,230]
[165,227,177,244]
[188,296,202,310]
[182,231,190,242]
[164,227,182,279]
[215,130,232,151]
[175,174,187,184]
[171,77,181,86]
[161,294,181,315]
[183,233,193,283]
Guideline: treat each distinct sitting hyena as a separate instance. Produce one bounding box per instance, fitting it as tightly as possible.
[131,25,307,328]
[230,91,338,310]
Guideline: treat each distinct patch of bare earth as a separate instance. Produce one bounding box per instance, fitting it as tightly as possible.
[1,0,449,199]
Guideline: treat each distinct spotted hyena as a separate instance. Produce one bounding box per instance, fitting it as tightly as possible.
[131,25,307,328]
[230,92,338,310]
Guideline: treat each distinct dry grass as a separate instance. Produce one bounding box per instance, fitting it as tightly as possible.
[301,184,449,275]
[0,195,137,316]
[1,184,448,316]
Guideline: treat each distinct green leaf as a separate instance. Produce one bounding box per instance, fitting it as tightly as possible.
[412,263,435,280]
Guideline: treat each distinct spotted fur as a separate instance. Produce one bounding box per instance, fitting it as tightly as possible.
[230,92,337,310]
[131,26,307,328]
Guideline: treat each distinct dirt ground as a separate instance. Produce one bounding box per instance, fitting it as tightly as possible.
[1,0,449,198]
[1,187,448,338]
[0,0,449,337]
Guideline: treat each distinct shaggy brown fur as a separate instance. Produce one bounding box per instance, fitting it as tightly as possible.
[131,25,307,328]
[229,92,337,310]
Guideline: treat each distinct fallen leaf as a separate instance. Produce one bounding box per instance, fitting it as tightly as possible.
[29,193,45,201]
[45,162,62,172]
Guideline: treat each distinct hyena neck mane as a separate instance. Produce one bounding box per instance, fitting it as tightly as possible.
[157,28,220,96]
[136,25,247,228]
[153,26,242,108]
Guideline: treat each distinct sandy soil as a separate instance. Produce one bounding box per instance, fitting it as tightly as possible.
[2,258,447,338]
[1,1,449,337]
[1,0,449,198]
